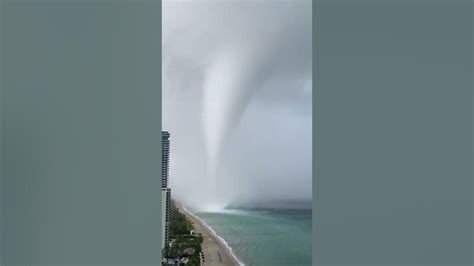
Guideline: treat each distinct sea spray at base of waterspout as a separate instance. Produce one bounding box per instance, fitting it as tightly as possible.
[200,175,230,212]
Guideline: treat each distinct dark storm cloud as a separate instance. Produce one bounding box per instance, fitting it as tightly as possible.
[163,0,312,210]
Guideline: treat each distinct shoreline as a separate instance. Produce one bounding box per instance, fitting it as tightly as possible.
[176,202,243,266]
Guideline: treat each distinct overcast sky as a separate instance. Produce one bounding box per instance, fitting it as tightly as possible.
[163,0,312,210]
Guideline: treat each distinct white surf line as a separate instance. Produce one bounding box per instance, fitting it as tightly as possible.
[181,205,245,266]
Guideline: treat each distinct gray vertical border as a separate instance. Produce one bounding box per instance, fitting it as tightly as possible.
[313,0,473,265]
[0,1,4,265]
[158,0,163,262]
[1,0,162,264]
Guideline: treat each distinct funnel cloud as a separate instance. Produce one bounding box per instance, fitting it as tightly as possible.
[163,0,312,210]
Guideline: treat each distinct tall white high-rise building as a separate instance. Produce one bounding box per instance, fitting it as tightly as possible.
[161,187,171,249]
[162,131,170,188]
[161,131,171,251]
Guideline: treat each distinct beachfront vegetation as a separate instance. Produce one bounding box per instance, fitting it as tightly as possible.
[169,206,193,236]
[163,201,203,266]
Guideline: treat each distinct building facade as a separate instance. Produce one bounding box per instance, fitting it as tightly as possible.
[161,131,171,251]
[161,187,171,249]
[162,131,170,188]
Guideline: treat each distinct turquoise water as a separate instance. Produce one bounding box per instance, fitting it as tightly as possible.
[195,208,312,266]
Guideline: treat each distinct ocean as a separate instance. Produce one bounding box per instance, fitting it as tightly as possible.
[193,208,312,266]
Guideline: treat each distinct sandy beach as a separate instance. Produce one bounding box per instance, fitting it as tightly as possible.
[175,202,240,266]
